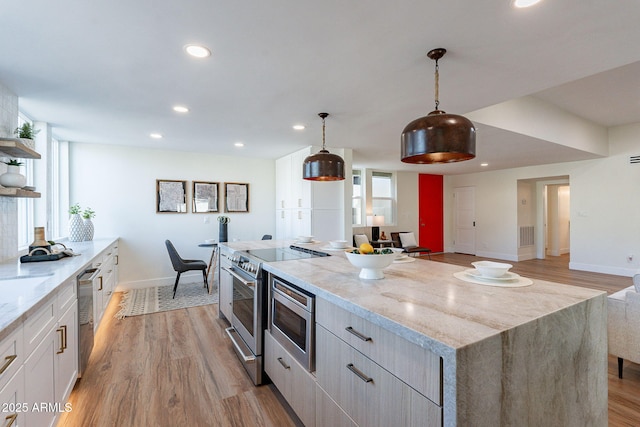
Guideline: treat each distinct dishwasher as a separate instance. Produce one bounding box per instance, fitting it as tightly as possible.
[77,267,100,377]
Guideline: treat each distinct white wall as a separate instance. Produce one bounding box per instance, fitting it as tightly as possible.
[0,82,19,261]
[70,142,275,289]
[445,122,640,276]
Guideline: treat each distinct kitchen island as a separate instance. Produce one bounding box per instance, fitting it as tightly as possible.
[221,240,607,426]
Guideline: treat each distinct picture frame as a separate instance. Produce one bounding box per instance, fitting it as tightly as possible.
[156,179,187,213]
[192,181,219,213]
[224,182,249,213]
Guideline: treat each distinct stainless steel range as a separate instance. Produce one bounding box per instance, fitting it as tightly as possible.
[224,245,328,385]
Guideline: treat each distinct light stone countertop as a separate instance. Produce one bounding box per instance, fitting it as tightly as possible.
[222,239,605,354]
[0,237,118,340]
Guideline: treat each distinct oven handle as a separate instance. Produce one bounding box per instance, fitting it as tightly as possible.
[225,327,256,363]
[222,266,256,288]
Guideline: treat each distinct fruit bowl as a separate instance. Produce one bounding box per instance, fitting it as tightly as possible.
[345,250,397,279]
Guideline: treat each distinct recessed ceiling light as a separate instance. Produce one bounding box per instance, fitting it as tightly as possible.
[184,44,211,58]
[293,124,305,130]
[234,142,244,147]
[513,0,542,8]
[481,163,489,167]
[150,133,163,139]
[173,105,189,113]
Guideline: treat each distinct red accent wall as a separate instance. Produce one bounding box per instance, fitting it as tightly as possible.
[418,174,444,253]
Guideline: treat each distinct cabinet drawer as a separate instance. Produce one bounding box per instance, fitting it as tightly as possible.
[0,365,25,427]
[316,384,357,427]
[57,278,77,314]
[264,330,315,427]
[316,298,442,404]
[317,325,442,427]
[0,327,23,392]
[23,300,57,356]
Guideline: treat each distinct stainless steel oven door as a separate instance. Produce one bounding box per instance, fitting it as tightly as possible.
[270,277,314,371]
[227,266,260,355]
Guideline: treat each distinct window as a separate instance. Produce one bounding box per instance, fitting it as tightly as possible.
[352,169,363,225]
[371,171,395,224]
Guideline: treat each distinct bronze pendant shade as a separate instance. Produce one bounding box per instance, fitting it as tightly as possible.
[401,48,476,164]
[303,113,345,181]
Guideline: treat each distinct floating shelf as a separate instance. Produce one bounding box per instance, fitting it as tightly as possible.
[0,138,41,159]
[0,187,41,198]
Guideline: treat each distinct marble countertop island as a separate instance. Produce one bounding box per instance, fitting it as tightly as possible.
[222,239,608,426]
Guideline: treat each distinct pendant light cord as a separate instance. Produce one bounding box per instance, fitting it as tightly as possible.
[434,59,440,110]
[321,115,326,150]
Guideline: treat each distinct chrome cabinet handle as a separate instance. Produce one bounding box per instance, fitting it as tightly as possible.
[277,357,290,370]
[345,326,372,342]
[0,355,17,374]
[347,363,373,383]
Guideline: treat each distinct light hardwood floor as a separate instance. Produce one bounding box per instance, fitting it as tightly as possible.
[57,254,639,427]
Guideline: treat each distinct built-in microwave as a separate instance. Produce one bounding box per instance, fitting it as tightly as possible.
[268,274,315,372]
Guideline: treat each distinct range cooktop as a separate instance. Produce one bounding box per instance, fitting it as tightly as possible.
[245,246,330,262]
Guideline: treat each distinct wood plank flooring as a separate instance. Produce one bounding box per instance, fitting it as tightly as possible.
[57,254,639,427]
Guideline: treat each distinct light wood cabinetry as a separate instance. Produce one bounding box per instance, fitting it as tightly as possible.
[264,330,315,427]
[0,138,41,199]
[316,384,357,427]
[315,298,442,427]
[218,248,233,322]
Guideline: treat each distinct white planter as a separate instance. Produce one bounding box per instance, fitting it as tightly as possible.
[83,218,94,241]
[69,214,85,242]
[0,165,26,188]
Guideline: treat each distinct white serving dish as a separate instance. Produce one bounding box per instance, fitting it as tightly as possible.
[471,261,513,278]
[297,235,314,243]
[329,240,348,249]
[345,251,396,279]
[389,247,405,259]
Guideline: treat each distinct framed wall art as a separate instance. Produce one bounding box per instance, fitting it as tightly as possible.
[156,179,187,213]
[224,182,249,213]
[192,181,219,213]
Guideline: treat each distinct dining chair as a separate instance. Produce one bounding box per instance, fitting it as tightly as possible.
[165,240,209,298]
[353,234,370,248]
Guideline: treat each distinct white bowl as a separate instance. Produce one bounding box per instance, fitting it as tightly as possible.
[297,235,314,243]
[471,261,513,278]
[345,251,397,279]
[204,239,216,244]
[329,240,348,249]
[389,248,406,259]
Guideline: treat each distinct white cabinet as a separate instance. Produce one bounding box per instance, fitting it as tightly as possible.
[93,241,119,332]
[55,302,78,407]
[315,298,442,427]
[0,365,25,427]
[275,147,346,241]
[264,330,315,427]
[218,249,233,322]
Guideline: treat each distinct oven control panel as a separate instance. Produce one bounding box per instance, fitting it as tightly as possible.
[230,253,261,276]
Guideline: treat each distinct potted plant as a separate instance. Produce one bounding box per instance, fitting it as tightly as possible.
[82,207,96,241]
[0,159,26,188]
[68,203,84,242]
[14,123,40,139]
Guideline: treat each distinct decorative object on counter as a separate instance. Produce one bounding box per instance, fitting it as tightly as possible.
[156,179,187,213]
[29,226,51,254]
[217,215,230,242]
[401,48,476,164]
[82,207,96,241]
[0,159,27,188]
[192,181,219,213]
[69,203,85,242]
[380,231,387,241]
[303,112,345,181]
[224,182,249,212]
[115,280,218,319]
[345,248,396,279]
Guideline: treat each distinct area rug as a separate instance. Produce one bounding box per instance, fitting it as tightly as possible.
[115,281,218,318]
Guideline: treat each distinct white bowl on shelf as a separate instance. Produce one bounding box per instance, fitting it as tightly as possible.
[297,235,314,243]
[471,261,513,278]
[345,251,397,279]
[329,240,348,249]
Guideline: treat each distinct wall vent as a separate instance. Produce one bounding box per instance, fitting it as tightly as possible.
[519,226,535,248]
[630,155,640,164]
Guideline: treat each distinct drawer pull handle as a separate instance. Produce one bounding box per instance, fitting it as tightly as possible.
[345,326,372,342]
[0,355,17,374]
[5,414,17,427]
[347,363,373,383]
[56,325,67,354]
[277,357,291,370]
[115,255,119,265]
[98,276,103,291]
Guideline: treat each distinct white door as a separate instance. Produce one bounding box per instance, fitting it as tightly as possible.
[453,187,475,255]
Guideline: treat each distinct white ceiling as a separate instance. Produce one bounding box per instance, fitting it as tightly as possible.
[1,0,639,175]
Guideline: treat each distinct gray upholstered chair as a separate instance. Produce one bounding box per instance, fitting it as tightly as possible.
[607,274,640,378]
[165,240,209,298]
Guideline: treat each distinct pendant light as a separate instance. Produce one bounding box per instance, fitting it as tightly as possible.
[401,48,476,164]
[303,113,345,181]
